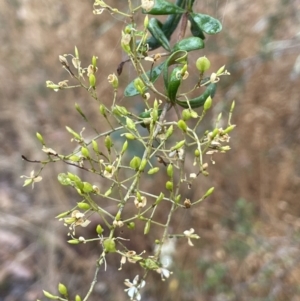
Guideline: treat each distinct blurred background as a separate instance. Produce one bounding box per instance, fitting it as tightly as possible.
[1,0,300,300]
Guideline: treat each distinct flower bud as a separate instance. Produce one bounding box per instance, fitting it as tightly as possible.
[126,117,136,130]
[175,194,181,203]
[104,135,113,152]
[68,155,81,162]
[216,65,225,75]
[144,220,151,235]
[230,100,235,112]
[96,224,104,234]
[36,132,45,145]
[104,188,112,196]
[223,124,236,134]
[89,74,96,88]
[92,140,99,153]
[43,290,58,300]
[133,78,146,95]
[148,167,159,175]
[124,133,135,140]
[75,103,87,120]
[196,56,211,73]
[139,159,147,171]
[166,181,173,191]
[77,202,91,210]
[204,187,214,197]
[171,140,185,151]
[177,119,187,132]
[75,295,82,301]
[99,104,106,117]
[81,146,90,158]
[144,15,149,28]
[68,239,81,244]
[194,149,200,157]
[130,156,141,170]
[58,283,68,296]
[182,109,191,121]
[165,125,173,139]
[127,222,135,229]
[154,192,164,205]
[204,96,212,111]
[121,140,128,154]
[75,46,79,59]
[92,55,97,68]
[167,164,173,177]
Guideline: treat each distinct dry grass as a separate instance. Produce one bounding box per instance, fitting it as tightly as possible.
[1,0,300,300]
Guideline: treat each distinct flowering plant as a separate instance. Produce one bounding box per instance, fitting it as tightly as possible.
[22,1,235,300]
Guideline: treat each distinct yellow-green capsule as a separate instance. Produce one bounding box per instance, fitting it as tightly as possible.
[103,238,116,253]
[204,96,212,111]
[196,56,211,73]
[77,202,91,210]
[148,167,159,175]
[96,224,104,235]
[130,156,141,170]
[75,295,82,301]
[43,290,58,300]
[154,192,164,205]
[166,181,173,191]
[204,187,214,197]
[144,220,151,235]
[177,119,187,132]
[89,74,96,88]
[81,146,90,158]
[36,132,45,145]
[139,159,147,171]
[58,283,68,296]
[121,140,129,154]
[171,140,185,151]
[104,135,113,152]
[167,164,173,177]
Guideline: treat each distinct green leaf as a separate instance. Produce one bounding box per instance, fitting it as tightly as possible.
[190,13,222,35]
[82,182,93,193]
[168,66,183,103]
[142,0,185,50]
[142,0,185,15]
[147,18,171,51]
[162,50,188,103]
[124,62,164,97]
[172,37,205,52]
[189,15,206,39]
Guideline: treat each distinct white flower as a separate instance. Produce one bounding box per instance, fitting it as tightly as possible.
[156,267,172,281]
[134,196,147,208]
[183,228,200,247]
[20,170,42,189]
[124,275,145,301]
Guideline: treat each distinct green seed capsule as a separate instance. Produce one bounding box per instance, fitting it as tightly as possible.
[58,283,68,296]
[148,167,159,175]
[103,238,116,253]
[167,164,173,177]
[177,119,187,132]
[166,181,173,191]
